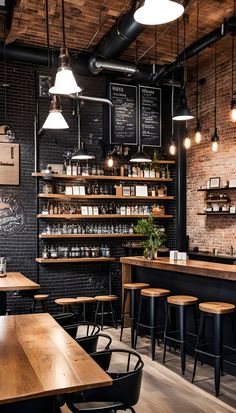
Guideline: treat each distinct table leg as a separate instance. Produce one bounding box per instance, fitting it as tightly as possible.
[0,291,7,315]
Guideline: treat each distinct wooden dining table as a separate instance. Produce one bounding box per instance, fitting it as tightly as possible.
[0,272,39,314]
[0,313,112,407]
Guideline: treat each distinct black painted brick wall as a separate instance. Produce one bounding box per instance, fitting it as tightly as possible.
[0,60,176,315]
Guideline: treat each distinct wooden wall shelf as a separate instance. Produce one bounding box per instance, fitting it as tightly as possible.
[39,233,145,239]
[38,193,175,201]
[36,257,116,263]
[37,214,174,219]
[197,212,236,216]
[198,187,236,192]
[32,173,173,182]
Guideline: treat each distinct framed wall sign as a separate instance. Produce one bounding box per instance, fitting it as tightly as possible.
[109,83,138,145]
[0,143,20,185]
[139,86,161,147]
[209,177,220,188]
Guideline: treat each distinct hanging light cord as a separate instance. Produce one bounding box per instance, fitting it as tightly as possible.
[232,0,236,99]
[214,43,217,128]
[183,14,186,87]
[45,0,51,69]
[3,22,7,124]
[196,1,199,119]
[62,0,66,48]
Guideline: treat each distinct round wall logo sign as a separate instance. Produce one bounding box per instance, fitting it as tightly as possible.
[0,193,25,235]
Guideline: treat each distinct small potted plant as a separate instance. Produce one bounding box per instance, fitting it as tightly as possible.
[134,215,166,260]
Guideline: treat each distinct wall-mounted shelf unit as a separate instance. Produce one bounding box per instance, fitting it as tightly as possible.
[39,233,145,239]
[198,187,236,192]
[32,173,173,182]
[38,194,175,201]
[197,212,236,216]
[36,257,116,264]
[37,214,174,219]
[33,160,175,263]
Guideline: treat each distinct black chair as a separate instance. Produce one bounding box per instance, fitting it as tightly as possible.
[76,333,112,353]
[0,396,59,413]
[64,322,101,339]
[65,349,144,413]
[53,312,76,326]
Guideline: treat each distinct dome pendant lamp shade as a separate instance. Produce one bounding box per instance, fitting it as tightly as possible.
[42,95,69,129]
[49,47,82,95]
[130,146,152,163]
[134,0,184,25]
[172,89,194,121]
[71,142,95,160]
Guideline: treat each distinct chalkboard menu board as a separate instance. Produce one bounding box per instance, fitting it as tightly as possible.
[139,86,161,147]
[109,83,138,145]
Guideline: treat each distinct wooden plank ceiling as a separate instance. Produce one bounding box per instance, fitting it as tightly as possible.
[1,0,235,68]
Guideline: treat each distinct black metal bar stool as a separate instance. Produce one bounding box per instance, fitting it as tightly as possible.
[76,297,96,321]
[55,297,79,313]
[120,283,150,348]
[31,294,49,313]
[163,295,198,375]
[192,301,235,396]
[94,295,118,330]
[134,288,171,360]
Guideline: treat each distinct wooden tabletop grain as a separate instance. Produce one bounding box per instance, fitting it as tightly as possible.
[0,313,112,404]
[120,256,236,282]
[0,272,39,291]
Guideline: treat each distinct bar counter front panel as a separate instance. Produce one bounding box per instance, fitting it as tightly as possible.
[120,257,236,376]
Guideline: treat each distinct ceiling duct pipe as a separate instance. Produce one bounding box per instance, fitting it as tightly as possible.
[89,56,136,75]
[155,22,227,80]
[94,8,145,59]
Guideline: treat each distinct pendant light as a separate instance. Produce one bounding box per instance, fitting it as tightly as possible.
[42,0,68,130]
[130,146,152,163]
[49,0,82,95]
[184,124,191,149]
[134,0,184,25]
[71,103,95,161]
[194,1,202,143]
[173,14,194,121]
[211,43,219,152]
[169,85,176,155]
[230,0,236,121]
[42,95,69,129]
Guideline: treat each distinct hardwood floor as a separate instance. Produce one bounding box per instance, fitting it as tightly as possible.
[61,327,236,413]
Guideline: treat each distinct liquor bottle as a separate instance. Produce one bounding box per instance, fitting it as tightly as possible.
[72,162,77,176]
[66,160,72,175]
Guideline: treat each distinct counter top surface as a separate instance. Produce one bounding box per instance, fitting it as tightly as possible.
[120,256,236,281]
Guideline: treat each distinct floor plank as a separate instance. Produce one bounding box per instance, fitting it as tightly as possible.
[61,327,236,413]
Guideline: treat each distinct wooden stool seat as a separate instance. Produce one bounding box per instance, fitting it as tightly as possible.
[95,295,118,302]
[141,288,170,298]
[76,296,96,303]
[199,302,235,314]
[124,283,150,290]
[34,294,49,301]
[55,298,78,306]
[168,295,198,306]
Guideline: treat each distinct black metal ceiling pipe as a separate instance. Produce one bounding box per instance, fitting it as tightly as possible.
[94,8,145,59]
[155,23,226,80]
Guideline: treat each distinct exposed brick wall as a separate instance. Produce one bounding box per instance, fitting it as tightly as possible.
[0,60,175,314]
[186,49,236,254]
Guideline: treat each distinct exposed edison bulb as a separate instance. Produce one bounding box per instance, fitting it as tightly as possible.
[169,142,176,155]
[195,131,202,144]
[211,141,218,152]
[231,107,236,122]
[184,137,191,149]
[107,156,114,168]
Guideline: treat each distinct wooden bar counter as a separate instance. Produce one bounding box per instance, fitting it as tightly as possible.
[120,256,236,378]
[120,256,236,284]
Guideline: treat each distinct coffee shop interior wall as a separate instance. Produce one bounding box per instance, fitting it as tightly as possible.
[186,48,236,254]
[0,58,175,313]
